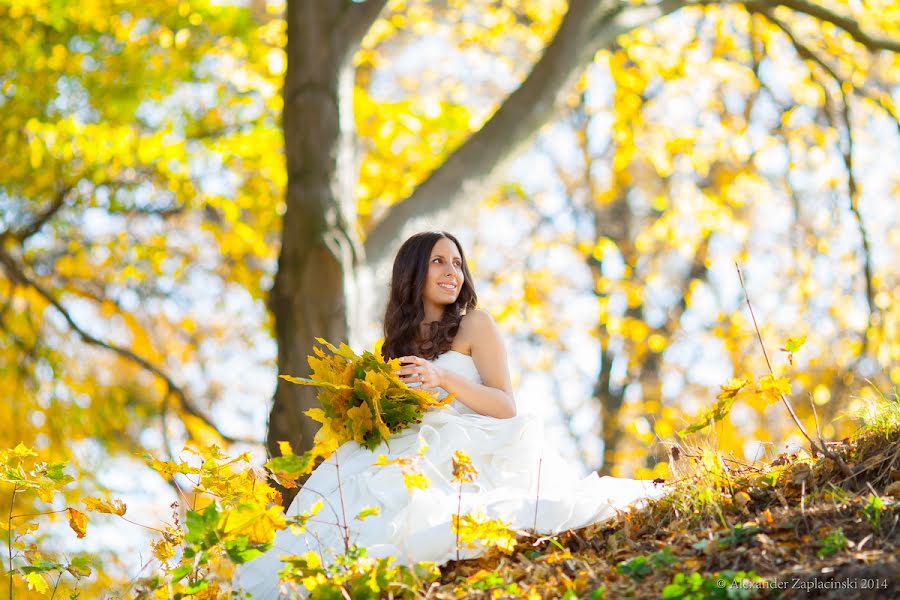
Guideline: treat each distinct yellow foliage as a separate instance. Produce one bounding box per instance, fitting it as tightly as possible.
[83,496,127,516]
[280,338,453,471]
[759,375,792,404]
[25,572,49,594]
[374,454,431,492]
[222,504,287,546]
[66,507,88,539]
[452,450,478,484]
[452,511,517,554]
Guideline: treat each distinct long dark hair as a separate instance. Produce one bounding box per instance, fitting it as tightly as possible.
[381,231,477,361]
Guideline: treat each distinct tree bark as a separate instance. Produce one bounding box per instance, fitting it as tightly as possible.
[268,1,379,505]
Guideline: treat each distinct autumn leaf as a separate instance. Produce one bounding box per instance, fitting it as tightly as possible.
[373,454,431,493]
[83,496,127,516]
[355,506,381,521]
[280,374,352,391]
[222,504,286,546]
[716,378,748,400]
[13,443,38,458]
[66,507,88,538]
[678,377,749,437]
[781,335,806,353]
[25,572,49,594]
[453,512,518,554]
[287,499,322,534]
[452,450,478,484]
[346,402,375,444]
[151,538,176,562]
[303,408,329,424]
[759,374,792,403]
[780,335,806,365]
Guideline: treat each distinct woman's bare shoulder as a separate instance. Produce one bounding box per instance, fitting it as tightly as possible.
[453,309,495,354]
[459,308,495,330]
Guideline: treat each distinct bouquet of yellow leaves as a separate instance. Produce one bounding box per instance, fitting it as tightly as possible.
[275,338,454,478]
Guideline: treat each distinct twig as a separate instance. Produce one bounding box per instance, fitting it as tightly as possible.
[8,484,17,600]
[759,9,878,359]
[333,452,350,554]
[118,516,166,534]
[532,449,543,532]
[50,570,62,600]
[808,393,826,457]
[9,508,67,520]
[735,263,853,477]
[800,480,806,516]
[456,484,462,562]
[0,247,253,445]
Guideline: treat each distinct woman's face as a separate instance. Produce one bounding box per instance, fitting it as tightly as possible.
[421,237,464,313]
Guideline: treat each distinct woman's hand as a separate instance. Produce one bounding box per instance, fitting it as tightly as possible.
[394,356,444,390]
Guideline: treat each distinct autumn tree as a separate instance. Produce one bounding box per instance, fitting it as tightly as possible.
[1,0,897,517]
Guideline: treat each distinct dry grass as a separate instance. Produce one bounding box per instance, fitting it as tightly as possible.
[427,392,900,599]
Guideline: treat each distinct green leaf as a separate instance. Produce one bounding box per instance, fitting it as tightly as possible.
[182,579,209,593]
[43,463,72,483]
[169,564,192,582]
[224,536,268,564]
[782,335,806,353]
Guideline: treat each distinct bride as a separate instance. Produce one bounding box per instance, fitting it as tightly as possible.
[232,231,669,598]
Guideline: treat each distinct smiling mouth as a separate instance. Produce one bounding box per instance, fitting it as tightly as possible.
[438,283,457,291]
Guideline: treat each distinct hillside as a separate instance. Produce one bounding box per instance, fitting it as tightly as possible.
[429,420,900,599]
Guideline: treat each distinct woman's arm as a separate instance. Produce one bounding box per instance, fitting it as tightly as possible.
[439,310,517,419]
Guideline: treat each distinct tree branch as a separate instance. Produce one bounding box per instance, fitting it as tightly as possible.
[758,5,899,135]
[363,0,688,263]
[0,248,256,445]
[335,0,390,49]
[765,0,900,54]
[10,186,71,242]
[761,9,877,349]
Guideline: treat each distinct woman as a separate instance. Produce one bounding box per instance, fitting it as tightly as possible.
[233,231,668,599]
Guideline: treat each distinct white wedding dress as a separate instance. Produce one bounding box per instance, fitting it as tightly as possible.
[233,350,669,599]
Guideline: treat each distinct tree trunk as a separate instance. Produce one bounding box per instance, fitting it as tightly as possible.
[268,1,366,506]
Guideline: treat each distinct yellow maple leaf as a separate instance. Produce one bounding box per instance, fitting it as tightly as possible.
[83,496,127,516]
[310,421,342,459]
[222,504,286,546]
[759,375,792,403]
[346,402,375,443]
[25,572,49,594]
[355,506,381,521]
[303,408,328,424]
[151,538,175,562]
[716,378,748,400]
[364,370,392,393]
[372,454,431,492]
[781,335,806,353]
[452,450,478,484]
[453,512,517,554]
[13,443,37,458]
[67,507,88,538]
[36,487,55,503]
[401,472,430,492]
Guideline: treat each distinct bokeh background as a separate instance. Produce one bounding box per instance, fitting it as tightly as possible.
[1,0,897,594]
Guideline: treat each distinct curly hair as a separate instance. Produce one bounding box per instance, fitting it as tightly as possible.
[381,231,477,361]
